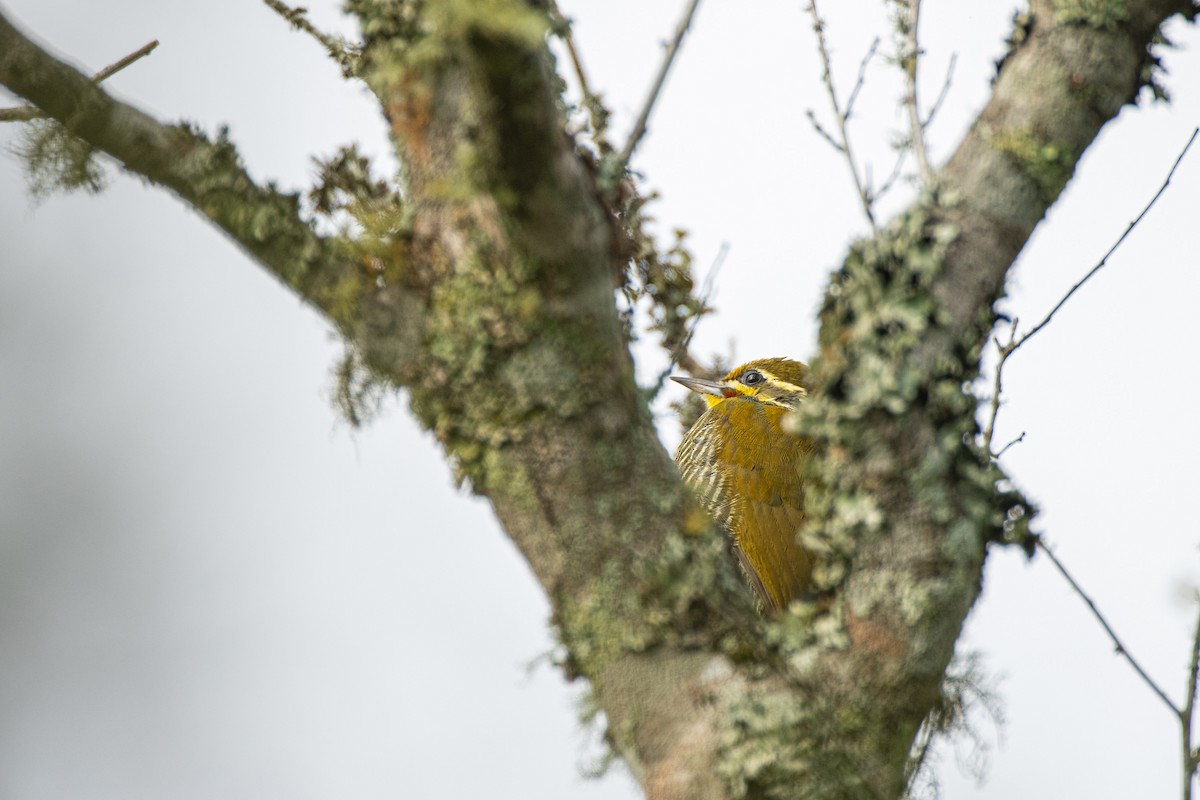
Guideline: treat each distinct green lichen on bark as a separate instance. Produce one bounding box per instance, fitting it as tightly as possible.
[986,126,1077,203]
[714,657,886,800]
[800,190,1032,599]
[790,194,965,593]
[1052,0,1131,29]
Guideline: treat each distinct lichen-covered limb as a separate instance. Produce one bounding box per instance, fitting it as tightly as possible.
[786,1,1197,797]
[4,1,1198,799]
[0,10,418,364]
[935,0,1196,338]
[344,2,770,797]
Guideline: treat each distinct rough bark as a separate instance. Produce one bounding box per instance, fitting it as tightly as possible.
[1,1,1195,798]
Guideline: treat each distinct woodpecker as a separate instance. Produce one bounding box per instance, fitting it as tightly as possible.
[673,358,813,612]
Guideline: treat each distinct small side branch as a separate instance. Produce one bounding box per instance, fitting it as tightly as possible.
[0,39,158,123]
[922,52,956,131]
[981,318,1018,455]
[616,0,704,172]
[549,3,613,152]
[1182,601,1200,800]
[1040,535,1200,800]
[805,0,877,231]
[899,0,934,186]
[843,36,881,122]
[992,431,1025,459]
[1017,127,1197,348]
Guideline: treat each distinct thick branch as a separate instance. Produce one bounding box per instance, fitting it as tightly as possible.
[787,1,1196,796]
[934,0,1195,337]
[345,5,765,795]
[0,10,421,372]
[0,38,157,122]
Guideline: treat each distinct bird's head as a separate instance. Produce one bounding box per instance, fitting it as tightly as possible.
[672,357,809,410]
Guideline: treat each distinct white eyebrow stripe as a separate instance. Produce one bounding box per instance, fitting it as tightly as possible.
[756,370,807,397]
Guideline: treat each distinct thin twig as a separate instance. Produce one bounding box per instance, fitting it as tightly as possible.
[805,109,844,153]
[1016,127,1197,349]
[616,0,704,172]
[981,318,1018,455]
[843,37,880,123]
[900,0,934,186]
[557,14,592,99]
[983,128,1197,454]
[1182,601,1200,800]
[993,431,1025,459]
[874,147,909,201]
[1037,537,1179,717]
[93,39,159,82]
[921,52,957,130]
[0,39,158,123]
[805,0,877,231]
[549,3,613,153]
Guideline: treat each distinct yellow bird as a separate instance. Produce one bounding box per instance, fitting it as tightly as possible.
[672,358,813,612]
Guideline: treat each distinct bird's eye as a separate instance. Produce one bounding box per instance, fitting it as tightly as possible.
[741,370,764,386]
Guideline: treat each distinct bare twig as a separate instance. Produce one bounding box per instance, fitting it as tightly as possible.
[874,147,909,201]
[1182,601,1200,800]
[93,39,160,82]
[805,0,877,231]
[0,39,158,123]
[993,431,1025,459]
[983,128,1197,455]
[1018,127,1197,348]
[843,37,880,123]
[555,12,591,97]
[616,0,704,173]
[899,0,934,186]
[1037,537,1179,717]
[1040,536,1200,800]
[922,52,957,130]
[981,318,1018,455]
[549,3,614,153]
[805,109,844,153]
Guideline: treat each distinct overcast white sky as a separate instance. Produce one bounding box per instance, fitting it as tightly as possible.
[1,1,1199,798]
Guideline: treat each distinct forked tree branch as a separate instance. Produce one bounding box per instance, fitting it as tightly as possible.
[805,0,879,230]
[1038,535,1200,800]
[3,1,1198,798]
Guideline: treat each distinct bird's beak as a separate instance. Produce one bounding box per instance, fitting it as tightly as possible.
[671,375,728,398]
